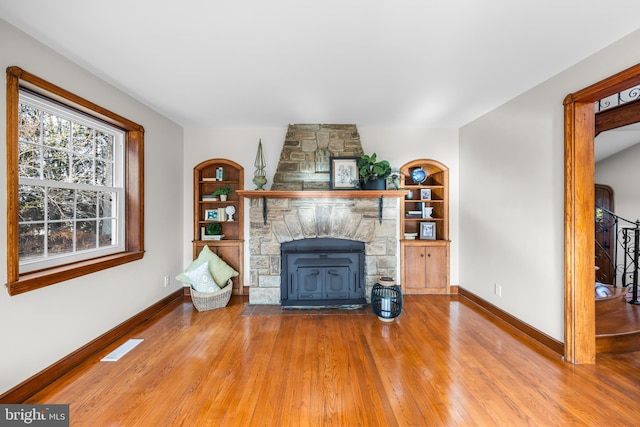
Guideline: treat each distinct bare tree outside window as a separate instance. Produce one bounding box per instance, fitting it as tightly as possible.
[17,91,123,272]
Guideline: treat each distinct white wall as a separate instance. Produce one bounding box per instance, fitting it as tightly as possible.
[0,19,184,394]
[459,28,640,341]
[182,127,460,287]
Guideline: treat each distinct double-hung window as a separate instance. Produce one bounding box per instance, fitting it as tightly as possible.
[6,67,145,295]
[18,91,125,272]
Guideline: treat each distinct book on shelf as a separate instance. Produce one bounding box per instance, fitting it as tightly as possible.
[217,207,227,221]
[216,167,225,181]
[202,177,217,182]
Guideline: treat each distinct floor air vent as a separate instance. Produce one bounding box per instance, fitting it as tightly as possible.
[101,339,143,362]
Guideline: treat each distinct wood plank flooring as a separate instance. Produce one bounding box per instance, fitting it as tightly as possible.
[25,295,640,426]
[596,286,640,353]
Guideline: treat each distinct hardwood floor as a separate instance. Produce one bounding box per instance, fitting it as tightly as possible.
[596,286,640,354]
[25,295,640,426]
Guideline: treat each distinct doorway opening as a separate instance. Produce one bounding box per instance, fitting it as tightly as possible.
[564,62,640,363]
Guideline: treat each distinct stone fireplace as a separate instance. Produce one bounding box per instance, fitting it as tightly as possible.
[248,197,399,304]
[246,124,400,305]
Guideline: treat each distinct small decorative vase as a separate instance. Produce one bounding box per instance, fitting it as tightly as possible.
[253,139,267,190]
[253,175,267,190]
[220,195,228,201]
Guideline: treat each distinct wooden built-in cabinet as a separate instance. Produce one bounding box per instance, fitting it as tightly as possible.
[400,159,450,294]
[193,159,244,295]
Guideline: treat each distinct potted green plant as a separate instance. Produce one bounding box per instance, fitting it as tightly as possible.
[204,222,223,240]
[212,184,233,201]
[357,153,391,190]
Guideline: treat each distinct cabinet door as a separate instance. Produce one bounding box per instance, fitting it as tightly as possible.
[194,242,243,295]
[402,243,449,294]
[404,246,427,291]
[424,246,448,292]
[213,244,242,295]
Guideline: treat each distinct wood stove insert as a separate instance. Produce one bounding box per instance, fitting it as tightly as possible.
[281,238,366,307]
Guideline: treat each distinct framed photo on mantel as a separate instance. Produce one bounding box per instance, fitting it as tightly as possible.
[330,157,360,190]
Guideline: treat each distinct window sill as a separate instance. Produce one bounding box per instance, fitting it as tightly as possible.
[5,251,145,296]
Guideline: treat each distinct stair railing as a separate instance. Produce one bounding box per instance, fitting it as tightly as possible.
[596,205,640,305]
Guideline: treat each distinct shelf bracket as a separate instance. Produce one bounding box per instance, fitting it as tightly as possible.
[262,196,268,225]
[378,196,383,224]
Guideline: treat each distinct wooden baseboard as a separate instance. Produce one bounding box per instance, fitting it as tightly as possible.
[457,287,564,356]
[0,289,184,403]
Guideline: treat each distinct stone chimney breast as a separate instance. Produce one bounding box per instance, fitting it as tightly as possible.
[271,124,364,190]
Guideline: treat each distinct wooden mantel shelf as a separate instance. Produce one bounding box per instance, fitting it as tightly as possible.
[237,190,409,199]
[237,189,408,225]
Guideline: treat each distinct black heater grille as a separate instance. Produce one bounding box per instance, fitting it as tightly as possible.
[281,238,366,307]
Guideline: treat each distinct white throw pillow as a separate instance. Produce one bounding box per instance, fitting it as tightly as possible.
[184,262,220,293]
[176,245,238,288]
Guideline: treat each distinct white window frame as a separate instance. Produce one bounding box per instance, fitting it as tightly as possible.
[18,91,126,273]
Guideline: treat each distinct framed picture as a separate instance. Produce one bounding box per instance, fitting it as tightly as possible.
[420,188,432,200]
[420,222,436,240]
[330,157,360,190]
[205,209,219,221]
[386,170,401,190]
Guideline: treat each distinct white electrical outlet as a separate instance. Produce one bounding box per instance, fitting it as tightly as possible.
[163,276,170,287]
[494,283,502,297]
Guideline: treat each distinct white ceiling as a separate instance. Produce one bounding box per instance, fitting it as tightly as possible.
[2,1,640,128]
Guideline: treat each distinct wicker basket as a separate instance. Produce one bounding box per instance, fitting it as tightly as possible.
[191,280,233,312]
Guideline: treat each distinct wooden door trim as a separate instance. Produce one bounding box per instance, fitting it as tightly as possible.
[564,62,640,363]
